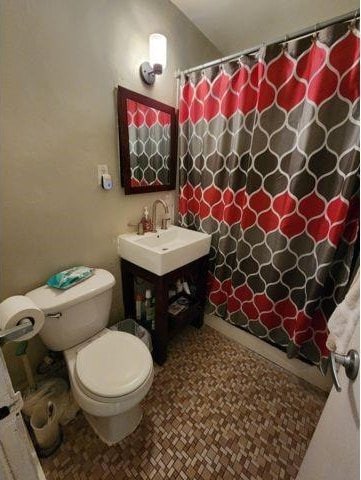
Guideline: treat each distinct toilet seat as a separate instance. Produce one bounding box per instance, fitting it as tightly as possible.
[75,330,153,403]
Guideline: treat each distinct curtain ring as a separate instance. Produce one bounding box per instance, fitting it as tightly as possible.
[311,23,320,43]
[256,43,266,62]
[349,13,358,30]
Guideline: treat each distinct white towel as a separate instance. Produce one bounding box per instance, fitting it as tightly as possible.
[326,268,360,354]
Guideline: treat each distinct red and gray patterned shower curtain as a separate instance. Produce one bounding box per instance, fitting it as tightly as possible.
[178,21,360,366]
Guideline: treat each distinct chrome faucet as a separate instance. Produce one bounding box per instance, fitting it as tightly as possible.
[151,199,170,232]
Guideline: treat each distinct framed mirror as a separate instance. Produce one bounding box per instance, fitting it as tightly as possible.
[117,86,177,195]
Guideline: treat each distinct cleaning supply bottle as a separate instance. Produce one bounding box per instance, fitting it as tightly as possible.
[135,292,143,322]
[141,207,153,232]
[145,289,155,330]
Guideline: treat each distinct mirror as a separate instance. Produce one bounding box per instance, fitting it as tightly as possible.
[117,86,177,195]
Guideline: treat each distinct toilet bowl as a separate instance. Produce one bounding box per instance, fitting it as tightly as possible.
[65,329,154,444]
[26,269,154,445]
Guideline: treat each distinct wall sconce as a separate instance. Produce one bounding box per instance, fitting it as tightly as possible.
[140,33,167,85]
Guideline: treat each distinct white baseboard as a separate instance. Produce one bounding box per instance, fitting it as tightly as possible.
[205,314,332,392]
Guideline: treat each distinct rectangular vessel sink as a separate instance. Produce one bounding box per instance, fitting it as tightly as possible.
[117,225,212,275]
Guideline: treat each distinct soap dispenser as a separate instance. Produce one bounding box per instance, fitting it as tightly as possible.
[141,207,153,232]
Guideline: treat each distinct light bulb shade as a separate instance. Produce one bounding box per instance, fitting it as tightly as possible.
[149,33,167,70]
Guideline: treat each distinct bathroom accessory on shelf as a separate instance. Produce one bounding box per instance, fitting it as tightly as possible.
[145,289,155,330]
[168,296,191,316]
[168,302,187,316]
[183,281,191,295]
[47,266,94,290]
[135,292,143,321]
[176,279,183,293]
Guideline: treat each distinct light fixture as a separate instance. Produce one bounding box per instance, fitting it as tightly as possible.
[140,33,167,85]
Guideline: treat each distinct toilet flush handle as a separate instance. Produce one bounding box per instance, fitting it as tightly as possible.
[45,312,62,319]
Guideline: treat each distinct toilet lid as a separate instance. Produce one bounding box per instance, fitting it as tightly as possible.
[75,331,153,398]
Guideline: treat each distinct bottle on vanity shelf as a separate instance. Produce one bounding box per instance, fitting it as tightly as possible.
[141,206,153,233]
[145,289,155,331]
[135,292,143,322]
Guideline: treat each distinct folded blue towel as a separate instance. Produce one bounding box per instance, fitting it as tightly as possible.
[47,266,94,290]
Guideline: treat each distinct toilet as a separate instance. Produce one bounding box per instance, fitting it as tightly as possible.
[26,269,154,445]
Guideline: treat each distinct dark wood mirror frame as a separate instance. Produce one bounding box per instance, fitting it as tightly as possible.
[117,86,177,195]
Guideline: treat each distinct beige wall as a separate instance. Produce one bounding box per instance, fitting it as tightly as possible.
[0,0,220,387]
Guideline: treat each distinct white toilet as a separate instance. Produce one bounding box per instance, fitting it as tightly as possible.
[26,269,154,445]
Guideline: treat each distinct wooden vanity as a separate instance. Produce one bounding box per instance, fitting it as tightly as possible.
[120,255,209,365]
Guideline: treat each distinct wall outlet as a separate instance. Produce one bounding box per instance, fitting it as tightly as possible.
[97,165,108,185]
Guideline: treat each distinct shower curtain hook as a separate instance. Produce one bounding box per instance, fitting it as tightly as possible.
[349,11,358,30]
[311,23,320,43]
[282,34,289,51]
[257,43,266,62]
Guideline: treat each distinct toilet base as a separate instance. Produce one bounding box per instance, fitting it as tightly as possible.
[84,404,143,446]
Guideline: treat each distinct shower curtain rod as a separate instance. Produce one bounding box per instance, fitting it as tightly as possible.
[175,8,359,78]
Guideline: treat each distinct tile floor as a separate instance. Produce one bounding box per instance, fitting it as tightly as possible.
[41,325,327,480]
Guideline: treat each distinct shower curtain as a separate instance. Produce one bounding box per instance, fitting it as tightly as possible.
[178,20,360,366]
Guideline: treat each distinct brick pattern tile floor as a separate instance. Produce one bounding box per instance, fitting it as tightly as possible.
[41,325,327,479]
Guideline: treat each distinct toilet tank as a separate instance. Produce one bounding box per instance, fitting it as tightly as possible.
[26,269,115,351]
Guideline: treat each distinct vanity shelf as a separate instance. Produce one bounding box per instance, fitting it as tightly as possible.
[120,254,209,365]
[168,292,203,334]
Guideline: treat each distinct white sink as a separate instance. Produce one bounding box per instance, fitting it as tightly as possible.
[117,225,212,275]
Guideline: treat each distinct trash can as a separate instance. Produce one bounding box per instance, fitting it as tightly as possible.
[110,319,152,352]
[30,401,62,457]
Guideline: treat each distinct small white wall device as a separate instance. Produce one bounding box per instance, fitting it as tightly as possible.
[101,173,113,190]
